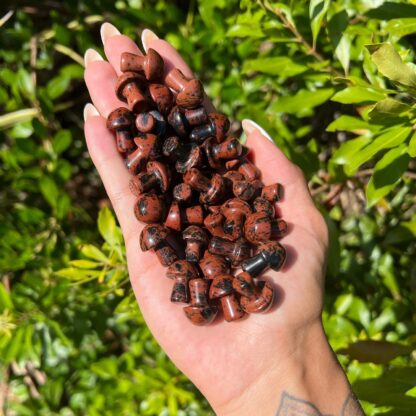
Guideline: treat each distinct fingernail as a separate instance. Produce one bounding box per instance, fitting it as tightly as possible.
[100,22,121,44]
[83,103,100,121]
[242,119,274,143]
[84,48,104,67]
[141,28,159,52]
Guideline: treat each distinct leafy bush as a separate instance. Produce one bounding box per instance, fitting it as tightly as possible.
[0,0,415,414]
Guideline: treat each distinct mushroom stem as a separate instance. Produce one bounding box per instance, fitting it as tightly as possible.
[122,82,148,113]
[185,241,202,263]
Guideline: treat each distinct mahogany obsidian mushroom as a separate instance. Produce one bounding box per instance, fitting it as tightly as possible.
[199,251,231,280]
[163,136,203,174]
[134,193,167,223]
[202,137,242,169]
[220,198,252,241]
[183,168,226,205]
[131,161,170,194]
[140,224,179,267]
[261,183,283,202]
[209,274,245,322]
[166,260,199,303]
[233,272,274,313]
[189,113,230,143]
[208,237,251,267]
[244,212,287,244]
[106,107,136,154]
[126,134,160,175]
[232,179,262,202]
[148,83,174,115]
[225,157,261,182]
[183,278,217,325]
[204,212,226,239]
[116,71,151,113]
[135,110,166,138]
[120,48,164,81]
[253,197,275,218]
[173,183,193,205]
[164,201,204,232]
[165,68,204,109]
[241,241,286,277]
[182,226,208,262]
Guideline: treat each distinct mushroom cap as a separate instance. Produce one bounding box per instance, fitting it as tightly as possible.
[208,113,230,142]
[166,260,199,280]
[168,106,188,137]
[233,272,256,298]
[209,274,234,299]
[106,107,135,131]
[261,183,283,202]
[258,241,286,271]
[144,48,164,81]
[164,201,181,231]
[134,193,166,223]
[116,71,146,102]
[176,145,203,174]
[199,251,230,279]
[183,304,217,325]
[253,197,275,218]
[223,170,245,183]
[182,225,208,245]
[148,83,174,115]
[240,281,274,313]
[221,198,252,218]
[177,79,204,109]
[173,183,193,204]
[146,160,171,192]
[139,224,168,251]
[135,112,156,133]
[244,212,273,243]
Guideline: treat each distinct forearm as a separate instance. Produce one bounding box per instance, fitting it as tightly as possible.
[213,320,364,416]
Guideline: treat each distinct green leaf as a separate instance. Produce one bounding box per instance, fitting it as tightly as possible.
[98,207,122,248]
[53,130,72,154]
[331,86,385,104]
[366,144,410,207]
[408,131,416,157]
[384,18,416,39]
[368,98,412,121]
[69,260,100,269]
[0,283,13,311]
[328,10,350,74]
[46,75,70,100]
[367,43,416,89]
[39,176,59,210]
[309,0,331,49]
[331,136,372,165]
[338,340,413,364]
[346,126,412,174]
[270,88,334,116]
[80,244,109,262]
[326,116,375,133]
[242,57,308,77]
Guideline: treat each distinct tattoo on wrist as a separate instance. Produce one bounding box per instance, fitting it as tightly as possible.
[276,391,364,416]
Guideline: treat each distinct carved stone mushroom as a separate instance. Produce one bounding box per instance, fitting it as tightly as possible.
[182,226,208,262]
[106,107,136,154]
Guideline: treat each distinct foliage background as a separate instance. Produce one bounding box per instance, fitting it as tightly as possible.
[1,0,416,414]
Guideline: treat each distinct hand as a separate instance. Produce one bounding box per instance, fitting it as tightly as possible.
[83,23,360,416]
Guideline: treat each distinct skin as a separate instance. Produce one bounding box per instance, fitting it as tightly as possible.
[84,28,364,416]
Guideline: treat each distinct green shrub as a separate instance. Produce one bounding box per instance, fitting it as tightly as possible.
[0,1,415,414]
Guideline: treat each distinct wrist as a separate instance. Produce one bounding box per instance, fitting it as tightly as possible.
[212,320,351,416]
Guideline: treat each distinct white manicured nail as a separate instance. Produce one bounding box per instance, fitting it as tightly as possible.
[84,48,104,67]
[100,22,121,45]
[83,103,100,121]
[241,119,274,143]
[141,28,159,52]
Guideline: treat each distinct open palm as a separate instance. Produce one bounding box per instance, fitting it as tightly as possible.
[84,25,329,413]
